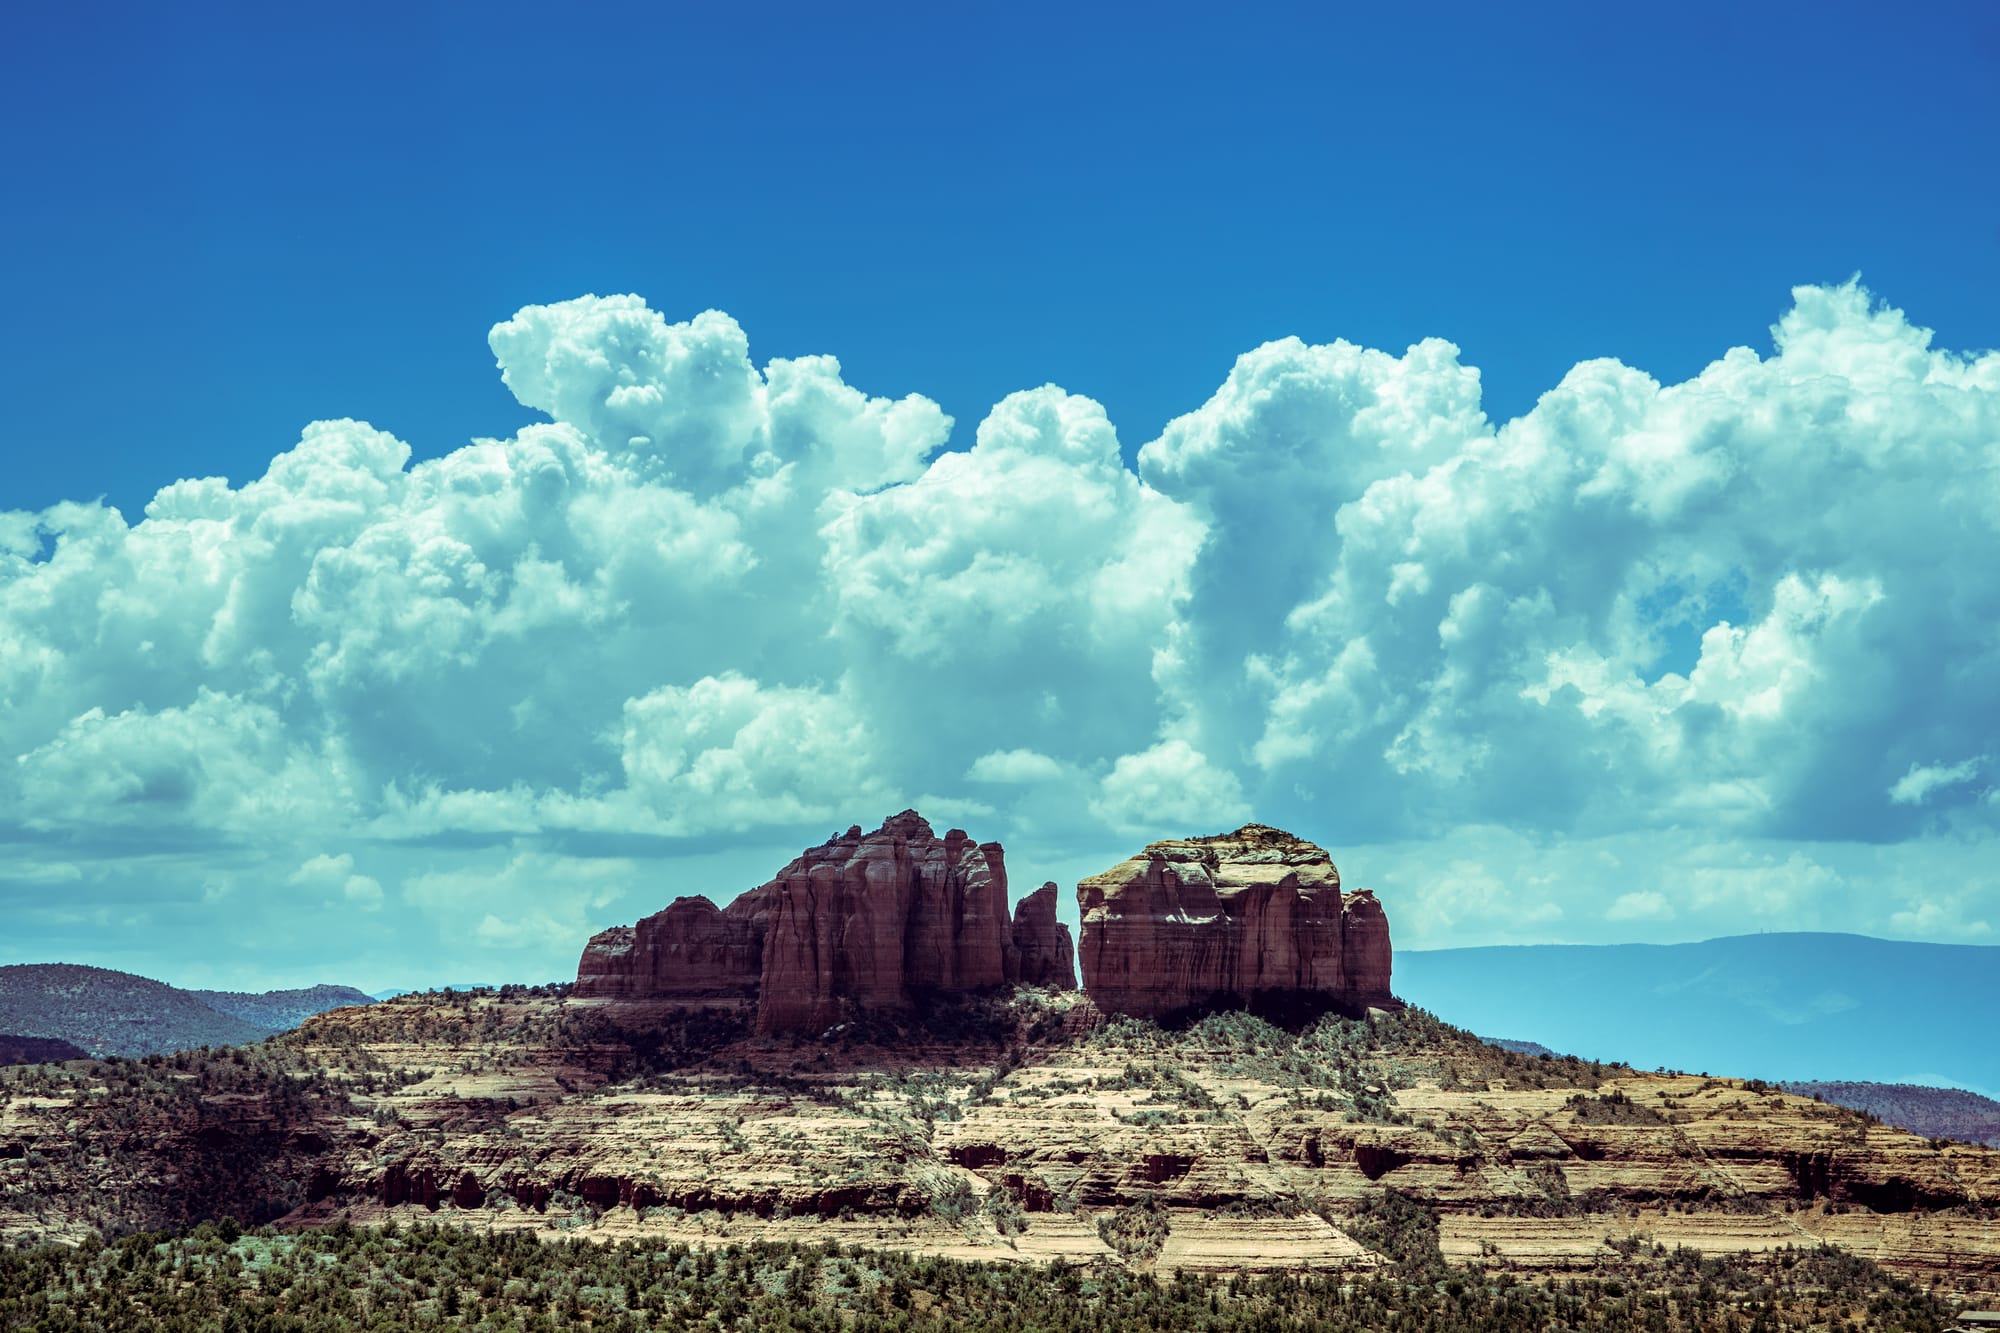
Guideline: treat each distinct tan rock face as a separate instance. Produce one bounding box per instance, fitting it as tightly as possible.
[1078,824,1392,1019]
[10,988,2000,1289]
[578,811,1070,1035]
[1006,883,1077,989]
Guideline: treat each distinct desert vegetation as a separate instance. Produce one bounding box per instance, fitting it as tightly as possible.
[0,1219,1964,1332]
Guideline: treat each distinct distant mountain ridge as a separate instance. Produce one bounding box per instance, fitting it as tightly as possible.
[370,984,510,1002]
[0,963,372,1059]
[1783,1081,2000,1149]
[190,984,375,1032]
[1398,933,1999,1096]
[1483,1037,1557,1058]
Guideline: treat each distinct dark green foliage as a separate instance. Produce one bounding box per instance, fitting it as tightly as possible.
[1095,1201,1170,1263]
[611,1008,753,1076]
[186,986,374,1033]
[1343,1189,1444,1276]
[0,1036,373,1237]
[0,1035,88,1067]
[1089,1004,1602,1127]
[0,1223,1960,1332]
[1565,1088,1667,1125]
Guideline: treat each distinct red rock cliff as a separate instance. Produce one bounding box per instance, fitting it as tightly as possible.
[1077,823,1392,1018]
[576,811,1073,1035]
[1005,882,1076,989]
[754,812,1014,1034]
[574,892,772,1004]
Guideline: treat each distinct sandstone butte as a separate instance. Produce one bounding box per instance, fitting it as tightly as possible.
[577,813,1389,1034]
[7,812,2000,1289]
[1078,823,1393,1021]
[575,811,1078,1035]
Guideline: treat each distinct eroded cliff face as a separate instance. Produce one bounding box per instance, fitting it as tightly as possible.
[1078,824,1392,1019]
[755,814,1017,1034]
[15,991,1997,1287]
[577,812,1075,1035]
[575,893,772,1005]
[1006,883,1076,989]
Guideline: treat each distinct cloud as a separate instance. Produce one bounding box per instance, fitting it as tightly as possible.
[0,861,82,886]
[1891,900,1993,938]
[1355,825,2000,950]
[820,386,1198,779]
[1395,851,1565,940]
[1888,757,1985,806]
[343,875,385,910]
[967,750,1068,785]
[2,280,1997,982]
[1091,739,1250,835]
[287,853,356,891]
[287,852,384,912]
[1605,891,1674,923]
[14,690,353,842]
[403,850,632,957]
[580,673,891,835]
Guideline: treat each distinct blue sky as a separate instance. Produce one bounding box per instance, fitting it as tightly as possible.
[9,1,1997,515]
[1,2,1996,990]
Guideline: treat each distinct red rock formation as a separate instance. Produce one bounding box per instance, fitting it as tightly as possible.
[755,813,1014,1034]
[1339,890,1392,1003]
[578,812,1061,1034]
[1077,823,1392,1019]
[574,891,772,1005]
[1005,882,1077,989]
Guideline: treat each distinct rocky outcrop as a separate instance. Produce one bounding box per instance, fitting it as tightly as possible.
[1339,890,1392,1002]
[1077,823,1392,1019]
[14,974,2000,1286]
[575,892,773,1005]
[1006,882,1077,989]
[577,812,1074,1035]
[754,813,1015,1034]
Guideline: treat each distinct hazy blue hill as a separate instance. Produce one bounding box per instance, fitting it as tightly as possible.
[0,964,269,1057]
[1397,933,1999,1096]
[1781,1081,2000,1148]
[1482,1037,1557,1058]
[0,965,375,1058]
[370,984,508,1001]
[189,984,373,1030]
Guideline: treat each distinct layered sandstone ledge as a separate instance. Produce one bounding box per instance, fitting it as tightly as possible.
[577,811,1076,1035]
[1077,824,1393,1019]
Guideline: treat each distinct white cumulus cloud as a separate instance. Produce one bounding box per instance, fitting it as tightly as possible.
[2,280,1996,982]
